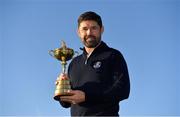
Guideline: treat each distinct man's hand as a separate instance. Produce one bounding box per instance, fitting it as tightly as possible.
[60,90,85,104]
[55,73,68,85]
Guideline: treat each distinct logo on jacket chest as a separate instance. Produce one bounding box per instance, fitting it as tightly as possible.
[93,61,102,69]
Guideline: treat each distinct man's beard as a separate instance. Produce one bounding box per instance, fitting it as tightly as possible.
[83,35,101,48]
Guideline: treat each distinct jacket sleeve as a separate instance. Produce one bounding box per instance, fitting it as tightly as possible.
[103,50,130,102]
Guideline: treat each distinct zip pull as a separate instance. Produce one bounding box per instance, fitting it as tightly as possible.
[84,55,90,65]
[84,51,92,65]
[85,59,87,65]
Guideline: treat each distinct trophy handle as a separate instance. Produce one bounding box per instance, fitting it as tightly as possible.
[49,50,55,58]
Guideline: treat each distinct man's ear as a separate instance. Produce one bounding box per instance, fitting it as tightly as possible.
[77,28,80,37]
[101,25,104,34]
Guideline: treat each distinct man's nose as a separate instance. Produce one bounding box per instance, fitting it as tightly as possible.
[87,29,92,35]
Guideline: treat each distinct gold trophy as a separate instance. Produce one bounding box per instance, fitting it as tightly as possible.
[49,41,74,101]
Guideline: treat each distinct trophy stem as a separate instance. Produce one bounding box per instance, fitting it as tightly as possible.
[62,64,66,73]
[61,61,67,74]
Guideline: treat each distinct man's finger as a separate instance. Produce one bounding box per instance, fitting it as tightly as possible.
[60,95,73,100]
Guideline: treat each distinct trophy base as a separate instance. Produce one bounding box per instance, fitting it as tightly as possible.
[54,75,72,101]
[54,92,73,101]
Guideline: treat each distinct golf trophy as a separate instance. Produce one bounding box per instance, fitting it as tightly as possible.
[49,41,74,101]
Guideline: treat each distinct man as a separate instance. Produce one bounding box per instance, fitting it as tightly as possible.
[58,11,130,116]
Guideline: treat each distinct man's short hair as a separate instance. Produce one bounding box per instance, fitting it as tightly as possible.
[78,11,103,28]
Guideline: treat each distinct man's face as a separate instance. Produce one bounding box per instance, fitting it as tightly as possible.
[77,20,104,48]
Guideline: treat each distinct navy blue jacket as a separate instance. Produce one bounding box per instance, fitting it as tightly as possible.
[59,41,130,116]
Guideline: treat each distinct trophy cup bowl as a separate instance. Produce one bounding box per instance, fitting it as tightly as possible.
[49,41,74,101]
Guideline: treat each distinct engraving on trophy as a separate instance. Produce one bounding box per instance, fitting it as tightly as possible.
[49,40,74,101]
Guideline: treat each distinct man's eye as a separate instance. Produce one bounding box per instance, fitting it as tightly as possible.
[82,28,88,31]
[92,27,98,30]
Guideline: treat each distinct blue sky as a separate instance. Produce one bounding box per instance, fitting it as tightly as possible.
[0,0,180,116]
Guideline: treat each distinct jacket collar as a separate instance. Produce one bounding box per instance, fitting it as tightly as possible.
[80,41,109,58]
